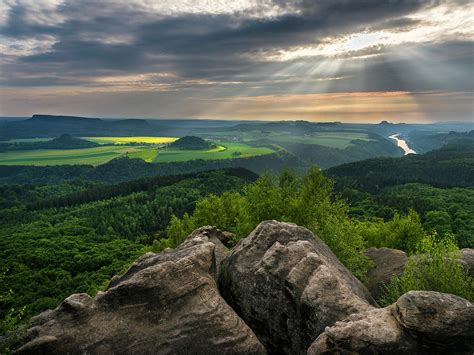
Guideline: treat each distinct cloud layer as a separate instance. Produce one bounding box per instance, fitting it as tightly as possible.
[0,0,473,121]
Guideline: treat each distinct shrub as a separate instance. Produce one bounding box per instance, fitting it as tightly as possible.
[379,233,474,306]
[359,209,426,254]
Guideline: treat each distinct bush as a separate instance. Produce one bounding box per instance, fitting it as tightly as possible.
[379,233,474,306]
[358,210,426,254]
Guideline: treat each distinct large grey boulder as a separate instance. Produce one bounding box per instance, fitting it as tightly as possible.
[394,291,474,344]
[14,229,266,355]
[308,291,474,354]
[219,220,375,354]
[363,247,408,299]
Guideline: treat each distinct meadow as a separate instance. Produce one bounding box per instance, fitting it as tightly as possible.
[0,146,157,166]
[269,132,372,149]
[153,143,275,163]
[0,139,275,166]
[205,131,373,149]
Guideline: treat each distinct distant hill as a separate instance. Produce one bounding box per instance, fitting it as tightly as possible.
[45,134,100,149]
[0,114,155,139]
[229,120,344,134]
[405,130,474,154]
[28,114,103,124]
[0,115,267,140]
[327,140,474,192]
[277,136,403,169]
[169,136,215,150]
[0,134,99,152]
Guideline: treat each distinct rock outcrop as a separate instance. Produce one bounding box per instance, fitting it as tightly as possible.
[14,228,266,355]
[219,220,375,354]
[363,247,408,299]
[308,291,474,354]
[9,222,474,355]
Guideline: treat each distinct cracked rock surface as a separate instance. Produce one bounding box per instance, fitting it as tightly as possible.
[219,220,375,354]
[14,227,266,355]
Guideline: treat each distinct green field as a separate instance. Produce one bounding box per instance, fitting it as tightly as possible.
[126,147,158,162]
[0,146,158,166]
[153,143,275,163]
[0,140,274,166]
[269,132,372,149]
[206,131,372,149]
[83,136,177,145]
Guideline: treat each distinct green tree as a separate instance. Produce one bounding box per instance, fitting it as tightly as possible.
[359,210,425,254]
[424,210,453,236]
[166,167,371,279]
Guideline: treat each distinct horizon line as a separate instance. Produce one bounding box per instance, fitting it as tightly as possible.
[1,114,473,126]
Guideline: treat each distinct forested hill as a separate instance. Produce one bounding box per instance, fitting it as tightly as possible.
[327,140,474,248]
[326,140,474,192]
[0,114,155,139]
[169,136,215,150]
[0,134,99,152]
[0,114,255,140]
[405,130,474,154]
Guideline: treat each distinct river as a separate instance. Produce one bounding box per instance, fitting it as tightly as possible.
[389,134,416,155]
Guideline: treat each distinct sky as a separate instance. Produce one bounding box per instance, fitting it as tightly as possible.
[0,0,473,122]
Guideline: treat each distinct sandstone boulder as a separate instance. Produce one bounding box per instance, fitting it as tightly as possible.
[307,306,418,354]
[308,291,474,354]
[14,230,266,355]
[363,247,408,299]
[219,220,374,354]
[395,291,474,344]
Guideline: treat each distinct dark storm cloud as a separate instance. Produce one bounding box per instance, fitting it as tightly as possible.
[1,0,438,87]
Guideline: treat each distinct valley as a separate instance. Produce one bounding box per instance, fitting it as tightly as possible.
[0,115,410,169]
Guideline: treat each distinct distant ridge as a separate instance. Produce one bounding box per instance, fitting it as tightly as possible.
[112,118,151,127]
[1,114,262,140]
[29,114,103,123]
[229,120,342,134]
[1,114,155,139]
